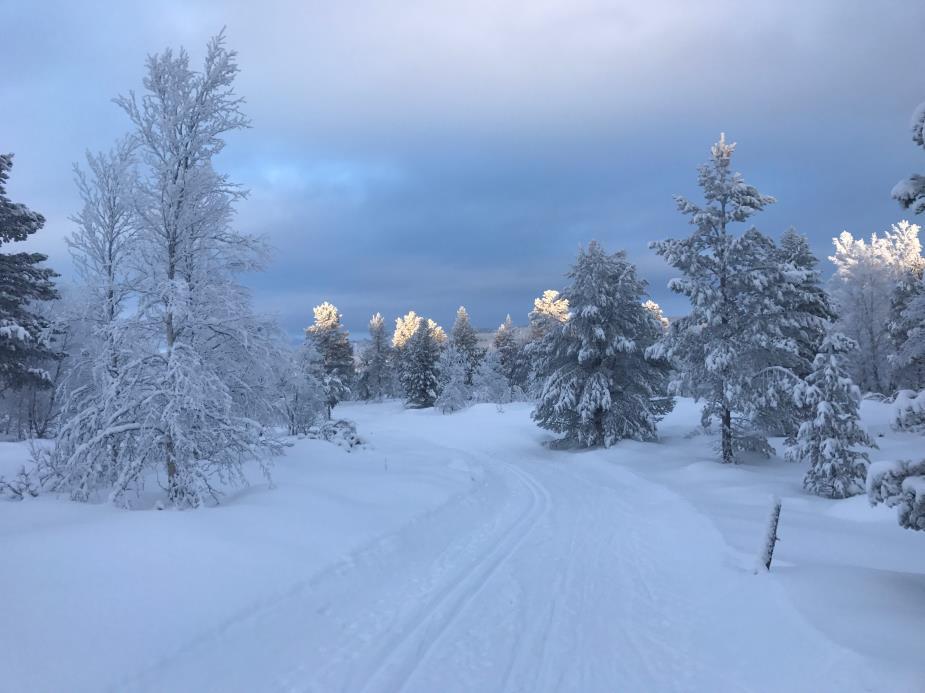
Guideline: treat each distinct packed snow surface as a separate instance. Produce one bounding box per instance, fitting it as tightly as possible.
[1,399,923,692]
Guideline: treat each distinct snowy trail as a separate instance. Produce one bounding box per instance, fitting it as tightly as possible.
[114,406,905,693]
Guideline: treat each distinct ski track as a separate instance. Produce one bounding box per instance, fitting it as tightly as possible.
[113,414,893,693]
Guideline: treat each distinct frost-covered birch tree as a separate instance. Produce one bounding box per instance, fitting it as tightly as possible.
[533,241,672,447]
[47,141,139,498]
[49,32,279,507]
[785,334,875,498]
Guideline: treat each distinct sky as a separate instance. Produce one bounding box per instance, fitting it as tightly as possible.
[3,0,925,338]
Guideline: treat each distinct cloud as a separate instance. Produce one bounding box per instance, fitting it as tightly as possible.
[3,0,925,336]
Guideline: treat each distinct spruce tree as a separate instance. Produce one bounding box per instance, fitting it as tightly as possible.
[0,154,59,394]
[651,134,788,463]
[533,241,672,448]
[778,229,834,378]
[493,315,522,392]
[786,333,875,498]
[305,302,354,416]
[450,306,483,385]
[892,99,925,214]
[401,318,441,408]
[357,312,392,400]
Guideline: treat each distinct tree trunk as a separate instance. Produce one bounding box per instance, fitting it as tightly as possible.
[721,404,734,464]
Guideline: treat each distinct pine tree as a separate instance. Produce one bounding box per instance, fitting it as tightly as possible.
[868,458,925,530]
[786,333,875,498]
[0,153,59,395]
[651,134,785,463]
[533,241,672,447]
[884,222,925,391]
[401,318,441,408]
[778,229,834,377]
[435,345,470,413]
[892,100,925,214]
[306,301,354,416]
[493,315,521,392]
[528,290,569,340]
[357,312,393,400]
[450,306,483,385]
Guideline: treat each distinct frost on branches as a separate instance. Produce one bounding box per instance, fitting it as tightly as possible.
[48,33,281,507]
[400,316,442,408]
[450,306,483,385]
[435,345,470,413]
[357,313,394,400]
[786,334,875,499]
[472,348,511,408]
[651,134,807,462]
[0,153,59,394]
[868,459,925,531]
[892,100,925,215]
[533,241,672,448]
[305,301,354,416]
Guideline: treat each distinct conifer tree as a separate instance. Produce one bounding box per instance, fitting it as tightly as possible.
[450,306,483,384]
[786,333,875,498]
[305,302,354,417]
[401,318,441,408]
[651,134,787,463]
[529,290,569,340]
[892,99,925,214]
[357,312,393,400]
[493,314,524,393]
[533,241,672,447]
[778,229,834,378]
[0,153,59,394]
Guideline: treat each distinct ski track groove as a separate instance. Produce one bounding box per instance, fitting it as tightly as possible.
[353,459,551,693]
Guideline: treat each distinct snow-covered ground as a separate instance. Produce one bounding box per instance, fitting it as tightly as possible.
[1,399,923,692]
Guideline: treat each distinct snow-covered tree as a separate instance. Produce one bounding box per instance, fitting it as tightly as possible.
[305,301,354,416]
[533,241,672,447]
[883,222,925,392]
[528,290,569,340]
[472,348,510,407]
[868,458,925,530]
[651,134,794,463]
[43,143,139,495]
[642,300,669,333]
[778,229,834,378]
[0,153,59,395]
[493,315,517,380]
[450,306,483,384]
[357,312,393,400]
[785,333,875,498]
[435,345,470,413]
[50,33,279,507]
[829,221,924,393]
[400,317,441,408]
[892,100,925,215]
[280,340,327,435]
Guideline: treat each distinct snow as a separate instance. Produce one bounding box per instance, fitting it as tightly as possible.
[1,398,923,692]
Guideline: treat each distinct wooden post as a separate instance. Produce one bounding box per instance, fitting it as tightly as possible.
[756,496,782,573]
